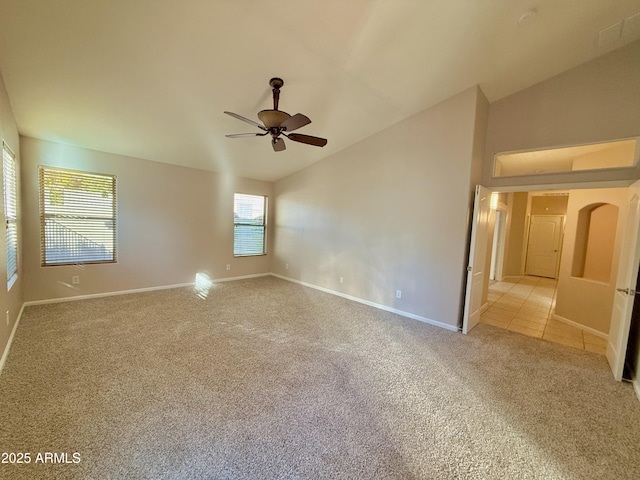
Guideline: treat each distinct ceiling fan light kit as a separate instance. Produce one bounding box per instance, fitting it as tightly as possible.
[225,77,327,152]
[257,110,290,129]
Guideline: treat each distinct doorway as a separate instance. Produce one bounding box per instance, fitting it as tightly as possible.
[464,138,640,381]
[467,186,629,363]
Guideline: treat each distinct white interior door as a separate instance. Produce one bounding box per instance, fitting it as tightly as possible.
[525,215,563,278]
[462,185,491,334]
[608,179,640,380]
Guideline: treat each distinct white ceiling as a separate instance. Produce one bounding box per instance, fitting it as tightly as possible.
[0,1,639,182]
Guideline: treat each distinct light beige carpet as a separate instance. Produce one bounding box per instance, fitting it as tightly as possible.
[0,276,639,479]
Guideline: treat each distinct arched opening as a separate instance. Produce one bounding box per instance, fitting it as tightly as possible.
[571,203,619,283]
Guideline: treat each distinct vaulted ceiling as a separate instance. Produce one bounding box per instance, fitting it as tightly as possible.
[0,1,638,181]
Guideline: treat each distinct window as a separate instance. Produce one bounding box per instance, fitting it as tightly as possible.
[39,167,116,266]
[234,193,267,256]
[3,142,18,287]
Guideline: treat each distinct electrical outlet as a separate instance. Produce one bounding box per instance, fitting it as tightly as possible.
[396,290,402,299]
[72,276,80,285]
[339,276,344,284]
[226,264,231,271]
[285,263,289,270]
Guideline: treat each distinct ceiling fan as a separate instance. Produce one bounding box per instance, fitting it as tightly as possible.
[224,77,327,152]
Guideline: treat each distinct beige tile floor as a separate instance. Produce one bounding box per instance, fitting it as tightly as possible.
[480,276,608,355]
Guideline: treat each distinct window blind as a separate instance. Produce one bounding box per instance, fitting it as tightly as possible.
[3,143,17,284]
[234,193,266,256]
[39,167,117,266]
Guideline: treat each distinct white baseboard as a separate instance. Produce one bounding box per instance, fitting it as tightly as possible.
[551,313,608,339]
[270,273,458,332]
[212,273,271,283]
[23,282,196,306]
[0,303,26,376]
[23,273,272,307]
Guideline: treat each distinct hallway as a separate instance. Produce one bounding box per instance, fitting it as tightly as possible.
[480,276,608,355]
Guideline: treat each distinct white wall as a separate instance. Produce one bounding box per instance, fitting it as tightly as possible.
[271,87,487,329]
[0,71,22,360]
[20,137,273,302]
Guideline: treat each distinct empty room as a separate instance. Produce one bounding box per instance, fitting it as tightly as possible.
[1,1,640,479]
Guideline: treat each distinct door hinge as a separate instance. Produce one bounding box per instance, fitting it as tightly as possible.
[467,266,472,272]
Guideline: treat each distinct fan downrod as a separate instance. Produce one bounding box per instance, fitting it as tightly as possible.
[269,77,285,111]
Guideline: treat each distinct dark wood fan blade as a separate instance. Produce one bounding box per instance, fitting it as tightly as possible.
[280,113,311,132]
[224,111,267,130]
[226,132,269,138]
[286,133,327,147]
[272,137,286,152]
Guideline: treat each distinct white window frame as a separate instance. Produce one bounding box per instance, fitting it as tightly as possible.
[39,166,117,266]
[3,142,18,289]
[233,193,267,257]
